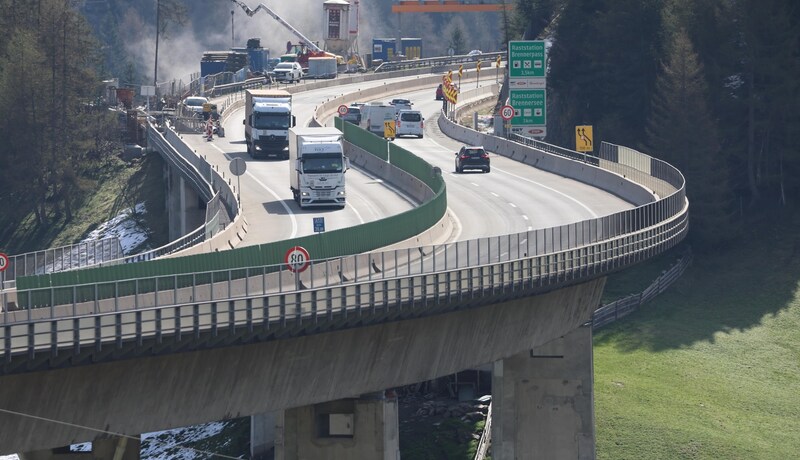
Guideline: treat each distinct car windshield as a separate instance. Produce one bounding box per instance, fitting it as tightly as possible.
[253,113,290,129]
[348,108,360,114]
[464,149,484,157]
[302,155,343,173]
[400,112,421,122]
[275,63,293,70]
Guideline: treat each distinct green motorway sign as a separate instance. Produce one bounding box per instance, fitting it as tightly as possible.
[508,40,546,79]
[509,89,546,126]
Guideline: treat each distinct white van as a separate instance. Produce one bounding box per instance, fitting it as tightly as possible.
[362,102,397,138]
[396,110,424,138]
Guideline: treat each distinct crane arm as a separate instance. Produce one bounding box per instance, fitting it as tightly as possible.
[230,0,323,52]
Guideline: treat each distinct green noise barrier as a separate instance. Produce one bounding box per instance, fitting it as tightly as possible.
[16,118,447,306]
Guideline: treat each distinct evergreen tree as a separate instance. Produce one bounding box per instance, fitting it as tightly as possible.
[548,0,663,148]
[645,29,734,247]
[446,19,467,55]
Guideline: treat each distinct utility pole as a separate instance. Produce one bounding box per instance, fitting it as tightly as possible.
[154,0,160,88]
[231,10,235,47]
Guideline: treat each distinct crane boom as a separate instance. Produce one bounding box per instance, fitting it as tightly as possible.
[230,0,323,52]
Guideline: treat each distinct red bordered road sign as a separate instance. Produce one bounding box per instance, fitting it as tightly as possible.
[285,246,310,273]
[0,252,9,272]
[337,105,349,116]
[500,105,514,121]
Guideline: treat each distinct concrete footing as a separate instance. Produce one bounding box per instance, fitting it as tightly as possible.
[277,392,399,460]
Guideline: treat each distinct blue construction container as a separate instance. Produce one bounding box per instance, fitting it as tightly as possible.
[245,38,270,73]
[200,60,227,78]
[401,38,423,59]
[372,38,396,62]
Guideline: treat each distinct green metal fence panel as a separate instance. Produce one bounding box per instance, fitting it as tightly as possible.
[339,118,388,161]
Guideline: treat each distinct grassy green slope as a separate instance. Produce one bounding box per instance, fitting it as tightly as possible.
[595,210,800,459]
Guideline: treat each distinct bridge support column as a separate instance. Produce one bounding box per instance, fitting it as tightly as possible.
[18,434,141,460]
[492,325,595,460]
[165,162,205,241]
[276,391,399,460]
[251,411,278,459]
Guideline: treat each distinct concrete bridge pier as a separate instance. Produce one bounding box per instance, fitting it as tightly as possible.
[165,161,205,241]
[266,391,399,460]
[18,434,141,460]
[492,325,596,460]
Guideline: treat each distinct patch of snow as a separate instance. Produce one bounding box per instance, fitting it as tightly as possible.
[82,203,151,254]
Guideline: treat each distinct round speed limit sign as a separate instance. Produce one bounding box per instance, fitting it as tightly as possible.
[285,246,310,273]
[0,252,9,272]
[337,104,349,116]
[500,105,515,121]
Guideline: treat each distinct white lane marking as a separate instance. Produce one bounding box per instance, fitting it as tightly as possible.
[508,203,517,208]
[494,166,599,218]
[208,141,300,237]
[491,192,499,197]
[421,128,598,218]
[244,171,299,238]
[471,182,480,187]
[523,215,529,220]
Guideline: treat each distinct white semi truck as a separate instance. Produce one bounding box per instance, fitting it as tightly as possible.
[288,127,349,208]
[244,89,295,159]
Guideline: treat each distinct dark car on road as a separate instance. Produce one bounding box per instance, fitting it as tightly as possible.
[341,105,362,124]
[455,146,490,173]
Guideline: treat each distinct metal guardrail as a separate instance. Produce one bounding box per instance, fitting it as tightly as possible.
[591,250,693,329]
[0,238,123,285]
[374,52,504,73]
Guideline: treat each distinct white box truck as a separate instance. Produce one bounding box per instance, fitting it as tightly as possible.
[244,89,295,159]
[289,127,350,208]
[307,57,338,79]
[361,102,397,138]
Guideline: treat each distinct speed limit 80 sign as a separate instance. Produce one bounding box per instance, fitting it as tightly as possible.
[285,246,310,273]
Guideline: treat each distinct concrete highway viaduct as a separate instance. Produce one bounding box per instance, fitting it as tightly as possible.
[0,69,688,459]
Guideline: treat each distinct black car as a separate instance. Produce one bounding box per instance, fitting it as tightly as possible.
[341,105,362,124]
[455,146,490,173]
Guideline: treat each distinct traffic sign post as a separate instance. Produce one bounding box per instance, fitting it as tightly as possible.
[0,253,9,272]
[383,120,396,140]
[337,105,349,117]
[313,217,325,233]
[229,157,246,203]
[575,125,594,153]
[508,40,546,82]
[500,105,514,121]
[509,88,546,126]
[285,246,310,273]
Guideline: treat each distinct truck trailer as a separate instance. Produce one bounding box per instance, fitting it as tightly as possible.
[289,127,349,208]
[244,89,295,159]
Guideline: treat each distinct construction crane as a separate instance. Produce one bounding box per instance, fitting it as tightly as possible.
[230,0,342,66]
